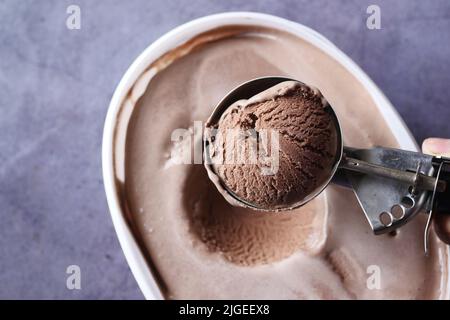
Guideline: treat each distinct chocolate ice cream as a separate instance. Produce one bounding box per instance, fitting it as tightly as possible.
[205,81,339,210]
[121,25,446,299]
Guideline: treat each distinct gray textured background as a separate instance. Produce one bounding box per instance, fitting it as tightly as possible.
[0,0,449,299]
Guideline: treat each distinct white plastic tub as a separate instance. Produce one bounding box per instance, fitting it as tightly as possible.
[102,12,444,299]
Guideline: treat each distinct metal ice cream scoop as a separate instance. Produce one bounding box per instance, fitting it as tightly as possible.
[203,76,450,252]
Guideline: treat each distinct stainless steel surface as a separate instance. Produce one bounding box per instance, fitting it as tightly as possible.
[340,156,446,192]
[424,162,445,254]
[341,147,435,235]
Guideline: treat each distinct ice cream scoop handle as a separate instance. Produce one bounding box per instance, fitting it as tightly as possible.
[339,156,446,193]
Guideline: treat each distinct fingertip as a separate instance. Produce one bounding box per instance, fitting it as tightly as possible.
[422,138,450,156]
[422,138,437,154]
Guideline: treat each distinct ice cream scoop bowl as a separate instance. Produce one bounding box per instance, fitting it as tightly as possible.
[203,76,450,250]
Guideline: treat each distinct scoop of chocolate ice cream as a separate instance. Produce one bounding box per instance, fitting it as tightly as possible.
[205,80,339,210]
